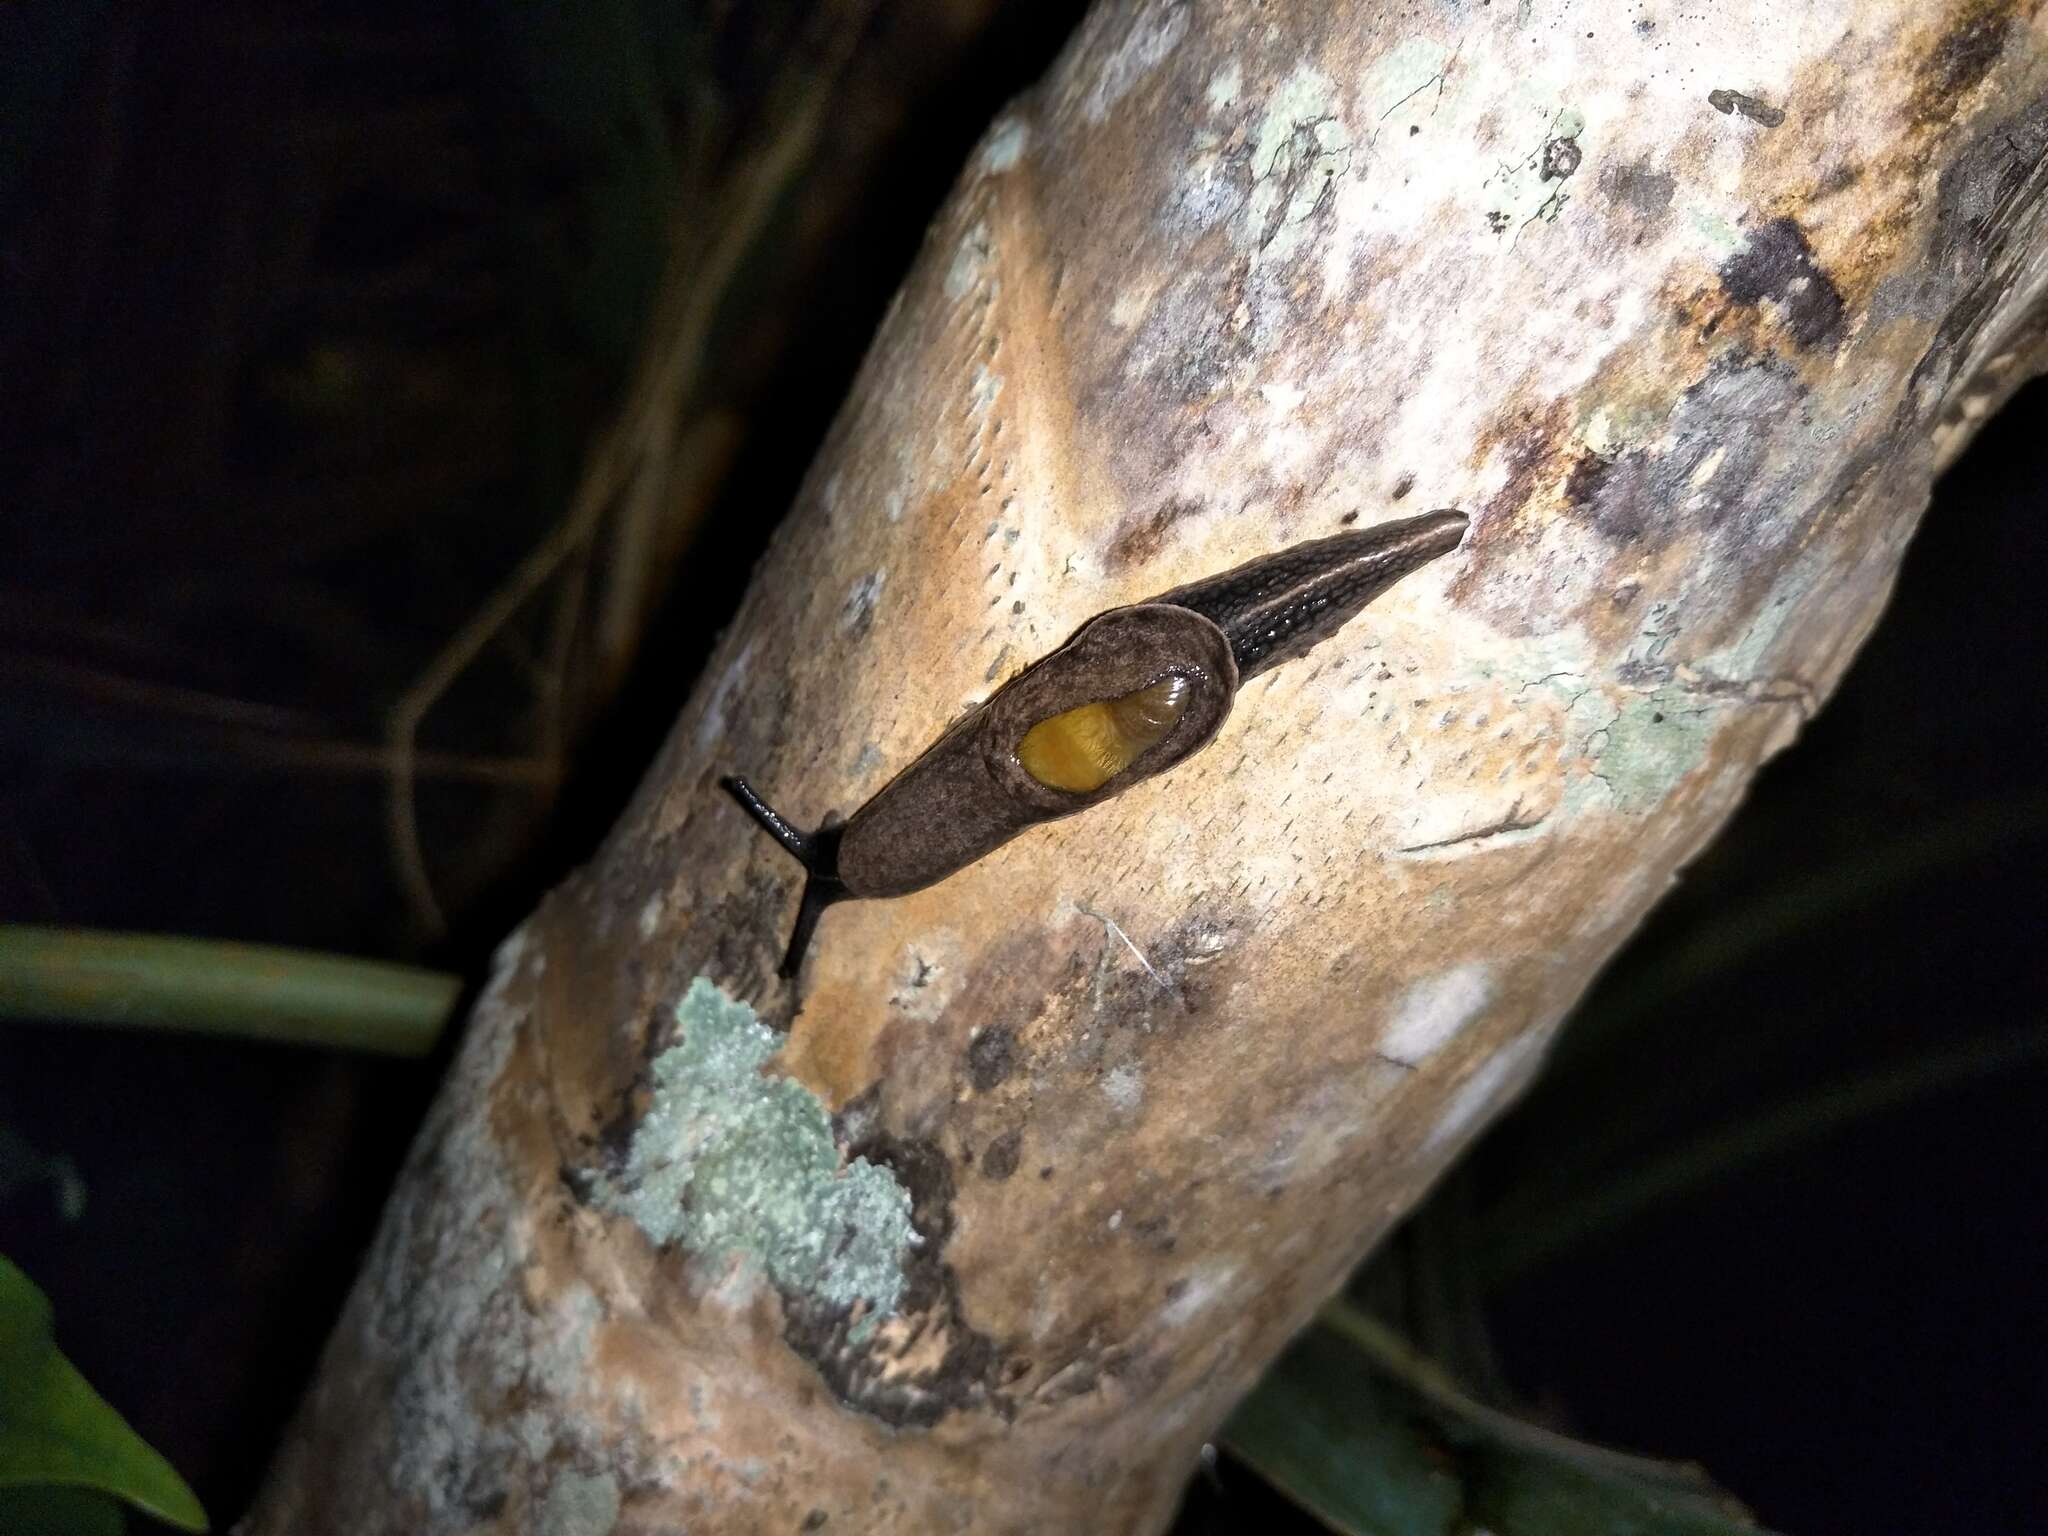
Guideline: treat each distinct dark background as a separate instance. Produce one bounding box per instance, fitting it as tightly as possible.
[2,4,2041,1532]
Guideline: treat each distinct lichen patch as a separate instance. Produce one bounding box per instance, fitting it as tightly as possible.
[1101,1061,1146,1112]
[1082,2,1190,124]
[1243,64,1352,264]
[1588,688,1722,815]
[1378,962,1496,1066]
[535,1469,620,1536]
[943,221,991,302]
[979,117,1029,176]
[595,977,916,1317]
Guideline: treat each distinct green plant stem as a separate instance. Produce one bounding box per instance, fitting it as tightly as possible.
[0,926,458,1057]
[1482,1026,2048,1287]
[1317,1301,1713,1490]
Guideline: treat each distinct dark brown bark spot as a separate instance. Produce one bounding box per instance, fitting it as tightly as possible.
[1573,353,1810,564]
[1540,135,1583,180]
[1599,159,1676,223]
[1909,96,2048,410]
[967,1023,1017,1090]
[1563,448,1615,511]
[1478,399,1573,532]
[1106,495,1204,569]
[1707,88,1786,127]
[981,1128,1022,1181]
[1719,217,1847,349]
[1912,5,2014,125]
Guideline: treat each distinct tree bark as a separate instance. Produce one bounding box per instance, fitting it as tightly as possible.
[245,2,2048,1531]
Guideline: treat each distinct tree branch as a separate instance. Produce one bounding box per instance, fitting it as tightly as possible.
[246,2,2048,1531]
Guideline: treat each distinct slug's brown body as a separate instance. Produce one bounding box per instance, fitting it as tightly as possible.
[723,509,1468,976]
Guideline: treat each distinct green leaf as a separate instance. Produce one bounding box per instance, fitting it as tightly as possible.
[1467,1450,1764,1536]
[1227,1301,1775,1536]
[0,1259,207,1532]
[0,1253,56,1363]
[1225,1331,1462,1536]
[0,1484,127,1536]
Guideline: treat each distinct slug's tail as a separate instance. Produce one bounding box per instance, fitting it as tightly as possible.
[1158,508,1470,681]
[719,776,848,979]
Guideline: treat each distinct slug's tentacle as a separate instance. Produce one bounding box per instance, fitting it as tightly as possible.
[719,775,817,866]
[777,839,846,981]
[1155,508,1467,680]
[718,776,847,978]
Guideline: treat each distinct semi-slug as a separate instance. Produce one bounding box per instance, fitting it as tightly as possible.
[722,508,1469,977]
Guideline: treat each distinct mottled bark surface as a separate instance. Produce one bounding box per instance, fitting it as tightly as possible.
[247,2,2048,1532]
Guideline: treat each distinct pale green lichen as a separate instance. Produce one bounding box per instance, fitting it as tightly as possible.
[1205,61,1241,113]
[979,117,1028,175]
[943,221,991,301]
[1243,64,1350,263]
[598,977,913,1316]
[1482,107,1586,236]
[1688,208,1744,255]
[1592,690,1719,813]
[1699,562,1812,681]
[1360,36,1458,120]
[1579,398,1669,459]
[536,1470,620,1536]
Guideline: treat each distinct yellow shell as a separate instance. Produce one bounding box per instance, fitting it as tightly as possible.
[1016,675,1191,793]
